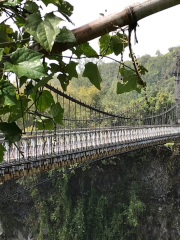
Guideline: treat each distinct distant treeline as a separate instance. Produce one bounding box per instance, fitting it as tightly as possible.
[50,46,180,115]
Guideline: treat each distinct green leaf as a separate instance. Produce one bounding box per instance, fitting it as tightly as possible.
[0,79,17,106]
[0,122,22,145]
[139,65,148,75]
[30,90,54,112]
[19,76,27,87]
[57,73,69,91]
[117,81,137,94]
[72,43,98,58]
[99,34,113,55]
[15,16,25,28]
[24,80,34,95]
[65,61,78,79]
[0,48,4,61]
[36,118,54,131]
[0,106,10,115]
[0,143,6,162]
[24,1,39,13]
[42,0,59,6]
[83,62,102,90]
[50,63,61,73]
[50,102,64,125]
[0,23,13,54]
[4,0,19,6]
[56,27,76,43]
[117,68,141,94]
[24,12,62,52]
[80,42,98,57]
[71,46,83,58]
[33,75,52,93]
[4,47,47,79]
[58,0,73,16]
[111,33,128,56]
[8,96,30,122]
[42,0,73,23]
[99,33,128,56]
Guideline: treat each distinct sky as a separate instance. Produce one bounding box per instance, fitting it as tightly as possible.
[65,0,180,59]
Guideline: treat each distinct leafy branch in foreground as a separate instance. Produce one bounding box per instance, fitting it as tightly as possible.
[0,0,148,161]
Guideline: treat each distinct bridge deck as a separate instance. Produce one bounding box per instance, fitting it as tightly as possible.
[0,125,179,183]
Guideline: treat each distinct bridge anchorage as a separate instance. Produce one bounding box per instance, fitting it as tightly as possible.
[0,58,180,183]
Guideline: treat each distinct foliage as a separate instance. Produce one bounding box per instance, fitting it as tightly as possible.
[0,0,148,161]
[25,153,147,240]
[66,46,178,114]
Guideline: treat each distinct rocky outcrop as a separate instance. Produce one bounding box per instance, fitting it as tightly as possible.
[0,144,180,239]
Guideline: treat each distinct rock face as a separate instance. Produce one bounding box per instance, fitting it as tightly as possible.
[0,144,180,239]
[138,145,180,240]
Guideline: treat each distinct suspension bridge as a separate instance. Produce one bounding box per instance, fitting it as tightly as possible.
[0,58,180,184]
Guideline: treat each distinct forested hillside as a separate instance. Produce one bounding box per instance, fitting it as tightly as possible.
[50,46,180,114]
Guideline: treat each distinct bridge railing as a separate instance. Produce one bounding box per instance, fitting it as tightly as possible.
[0,81,177,164]
[1,125,180,164]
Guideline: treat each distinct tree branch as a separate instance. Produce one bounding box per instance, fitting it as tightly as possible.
[2,0,180,61]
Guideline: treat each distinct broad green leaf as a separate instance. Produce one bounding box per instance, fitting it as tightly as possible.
[24,81,34,95]
[99,34,113,55]
[48,54,63,62]
[71,46,83,58]
[117,81,138,94]
[139,65,148,75]
[19,76,27,87]
[72,43,98,58]
[65,61,78,79]
[42,0,73,23]
[119,68,137,82]
[58,0,73,16]
[0,23,13,53]
[50,60,66,73]
[57,73,69,91]
[33,75,53,93]
[24,12,62,52]
[117,68,141,94]
[0,143,6,162]
[24,1,39,13]
[0,122,22,145]
[50,102,64,125]
[8,96,30,122]
[36,118,54,131]
[80,42,98,57]
[50,63,61,73]
[56,27,76,43]
[0,106,10,115]
[111,33,128,56]
[4,47,47,79]
[4,0,22,6]
[0,26,8,46]
[0,48,3,61]
[0,48,4,61]
[30,90,54,112]
[42,0,59,6]
[4,0,17,6]
[15,16,25,28]
[99,33,128,56]
[83,62,102,90]
[0,79,17,106]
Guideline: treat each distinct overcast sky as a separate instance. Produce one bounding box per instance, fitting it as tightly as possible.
[66,0,180,59]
